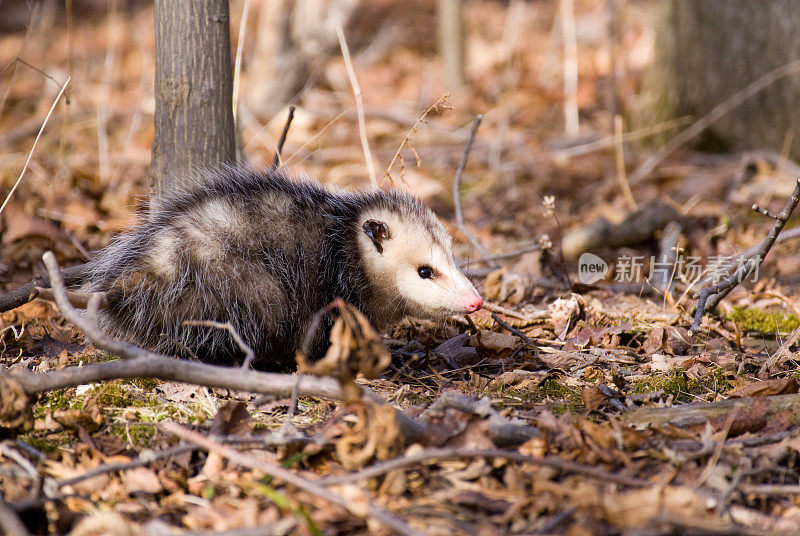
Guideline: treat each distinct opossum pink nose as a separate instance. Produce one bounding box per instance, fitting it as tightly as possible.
[463,296,484,313]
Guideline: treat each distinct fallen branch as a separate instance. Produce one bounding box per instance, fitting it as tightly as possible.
[56,444,197,490]
[420,390,541,447]
[689,177,800,335]
[0,263,92,313]
[160,421,425,536]
[3,252,427,443]
[320,447,649,489]
[622,392,800,428]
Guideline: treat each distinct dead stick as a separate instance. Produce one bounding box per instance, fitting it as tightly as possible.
[490,312,533,345]
[320,447,649,488]
[689,177,800,335]
[270,105,295,169]
[57,444,196,489]
[160,421,427,536]
[0,262,92,313]
[453,115,489,256]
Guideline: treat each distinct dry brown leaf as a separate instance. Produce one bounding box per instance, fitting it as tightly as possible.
[642,326,665,355]
[581,386,609,411]
[336,404,403,469]
[120,467,163,495]
[470,330,517,353]
[729,378,798,398]
[53,394,103,433]
[68,511,137,536]
[1,203,61,244]
[298,299,390,402]
[0,375,33,437]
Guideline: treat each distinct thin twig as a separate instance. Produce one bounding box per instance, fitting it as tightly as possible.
[0,262,92,313]
[490,313,533,345]
[182,320,255,369]
[453,115,489,256]
[629,60,800,185]
[270,105,296,169]
[336,25,377,187]
[160,421,426,536]
[57,444,197,489]
[0,76,70,216]
[458,242,544,268]
[320,447,649,488]
[689,177,800,335]
[385,94,450,186]
[614,114,636,210]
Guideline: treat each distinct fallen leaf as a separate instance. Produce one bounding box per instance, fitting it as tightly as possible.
[729,378,798,398]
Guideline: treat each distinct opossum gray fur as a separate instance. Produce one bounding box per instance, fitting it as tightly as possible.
[82,166,483,370]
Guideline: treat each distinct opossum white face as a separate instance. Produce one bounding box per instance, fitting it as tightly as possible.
[357,207,483,320]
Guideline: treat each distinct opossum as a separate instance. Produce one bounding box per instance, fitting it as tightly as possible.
[82,166,483,370]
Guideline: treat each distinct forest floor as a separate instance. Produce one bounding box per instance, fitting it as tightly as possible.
[2,1,800,534]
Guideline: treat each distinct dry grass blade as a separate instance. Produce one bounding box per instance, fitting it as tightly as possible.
[0,76,70,216]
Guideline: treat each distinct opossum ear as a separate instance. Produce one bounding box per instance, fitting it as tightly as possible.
[362,220,390,254]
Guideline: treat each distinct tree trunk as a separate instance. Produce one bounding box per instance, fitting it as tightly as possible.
[151,0,236,192]
[642,0,800,159]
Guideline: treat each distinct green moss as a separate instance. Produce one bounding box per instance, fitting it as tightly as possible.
[34,389,80,417]
[632,370,703,403]
[19,434,69,453]
[105,423,157,446]
[699,367,733,394]
[725,306,800,334]
[124,378,159,390]
[525,378,583,414]
[93,381,155,408]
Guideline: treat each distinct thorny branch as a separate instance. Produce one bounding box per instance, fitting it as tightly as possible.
[689,177,800,335]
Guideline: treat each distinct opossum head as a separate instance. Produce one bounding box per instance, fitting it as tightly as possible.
[357,202,483,320]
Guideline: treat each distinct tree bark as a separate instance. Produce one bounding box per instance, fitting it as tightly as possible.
[151,0,236,192]
[642,0,800,159]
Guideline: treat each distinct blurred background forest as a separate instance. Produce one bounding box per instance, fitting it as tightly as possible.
[5,1,800,534]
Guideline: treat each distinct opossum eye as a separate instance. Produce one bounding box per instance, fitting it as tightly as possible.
[362,220,390,254]
[417,266,433,279]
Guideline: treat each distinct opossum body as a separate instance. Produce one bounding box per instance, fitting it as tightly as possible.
[83,166,483,369]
